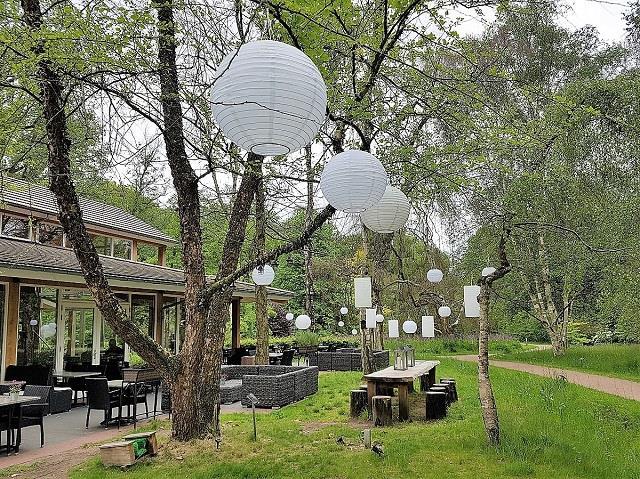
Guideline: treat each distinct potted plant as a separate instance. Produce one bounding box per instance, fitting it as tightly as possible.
[9,382,21,400]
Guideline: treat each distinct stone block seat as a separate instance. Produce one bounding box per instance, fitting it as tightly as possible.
[308,349,389,372]
[221,365,319,408]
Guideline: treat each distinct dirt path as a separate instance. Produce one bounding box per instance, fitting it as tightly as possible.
[455,355,640,401]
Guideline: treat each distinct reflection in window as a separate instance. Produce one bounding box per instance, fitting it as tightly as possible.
[91,234,112,255]
[131,294,154,337]
[2,215,31,239]
[38,223,64,246]
[162,299,179,353]
[17,286,56,366]
[113,238,132,260]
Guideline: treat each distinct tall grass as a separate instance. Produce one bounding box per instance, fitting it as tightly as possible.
[386,337,528,356]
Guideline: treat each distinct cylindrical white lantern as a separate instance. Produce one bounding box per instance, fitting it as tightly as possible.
[340,306,348,315]
[354,277,372,308]
[338,320,345,327]
[252,265,275,285]
[285,312,294,321]
[427,268,443,283]
[482,266,497,277]
[211,40,327,156]
[351,328,358,336]
[402,320,418,334]
[360,185,410,233]
[388,320,400,338]
[438,306,452,318]
[295,314,311,330]
[375,314,384,323]
[29,319,38,326]
[365,308,377,329]
[319,150,388,213]
[421,316,435,338]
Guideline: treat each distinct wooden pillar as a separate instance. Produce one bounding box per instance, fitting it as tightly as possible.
[131,240,138,262]
[5,280,20,366]
[158,245,166,266]
[154,292,163,344]
[231,298,241,349]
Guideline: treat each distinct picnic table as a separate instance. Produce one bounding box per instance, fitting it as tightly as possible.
[363,360,440,421]
[0,395,40,453]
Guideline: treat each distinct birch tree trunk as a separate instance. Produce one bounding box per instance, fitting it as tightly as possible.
[303,146,315,324]
[255,166,269,365]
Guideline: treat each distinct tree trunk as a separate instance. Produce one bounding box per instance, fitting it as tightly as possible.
[303,146,315,324]
[477,282,500,446]
[255,165,269,365]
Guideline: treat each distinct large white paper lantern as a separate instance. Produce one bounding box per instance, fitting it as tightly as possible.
[252,265,275,285]
[464,285,481,318]
[421,316,435,338]
[340,306,348,315]
[388,320,400,338]
[365,308,377,329]
[427,268,443,283]
[482,266,497,277]
[354,277,372,308]
[29,319,38,326]
[360,185,410,233]
[402,320,418,334]
[285,312,294,321]
[295,314,311,330]
[319,150,388,213]
[438,306,452,318]
[211,40,327,156]
[376,314,384,323]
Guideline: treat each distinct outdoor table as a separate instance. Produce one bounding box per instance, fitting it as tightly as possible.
[363,360,440,421]
[0,381,26,395]
[268,352,283,365]
[0,395,40,454]
[52,370,101,380]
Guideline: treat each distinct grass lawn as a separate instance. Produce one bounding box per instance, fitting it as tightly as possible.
[386,338,533,356]
[498,343,640,382]
[69,357,640,479]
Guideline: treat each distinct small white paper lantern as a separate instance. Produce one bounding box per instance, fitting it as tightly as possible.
[351,328,358,336]
[252,265,275,285]
[438,306,452,318]
[427,268,443,283]
[402,320,418,334]
[211,40,327,156]
[285,312,294,321]
[421,315,435,338]
[376,314,385,323]
[482,266,497,277]
[365,308,377,328]
[41,324,55,338]
[354,277,372,308]
[464,285,481,318]
[319,150,388,213]
[340,306,348,315]
[29,319,38,326]
[338,320,345,327]
[360,185,410,233]
[388,320,400,338]
[295,314,311,330]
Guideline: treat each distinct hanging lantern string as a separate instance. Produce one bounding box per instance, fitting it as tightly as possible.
[261,0,273,40]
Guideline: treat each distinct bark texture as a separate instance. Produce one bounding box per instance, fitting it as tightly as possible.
[303,146,315,324]
[254,165,269,366]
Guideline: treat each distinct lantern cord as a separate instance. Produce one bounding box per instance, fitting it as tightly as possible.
[261,0,273,40]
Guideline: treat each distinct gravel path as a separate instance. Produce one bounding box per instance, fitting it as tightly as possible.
[455,355,640,401]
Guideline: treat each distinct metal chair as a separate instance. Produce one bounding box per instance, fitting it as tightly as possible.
[12,385,51,447]
[84,378,120,429]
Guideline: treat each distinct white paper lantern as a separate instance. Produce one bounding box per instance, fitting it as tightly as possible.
[252,265,275,285]
[285,312,294,321]
[402,320,418,334]
[338,320,345,327]
[376,314,385,323]
[351,328,358,336]
[41,325,55,338]
[354,277,372,308]
[211,40,326,156]
[360,185,410,233]
[464,285,481,318]
[340,306,348,315]
[482,266,497,277]
[421,316,435,338]
[29,319,38,326]
[319,150,388,213]
[388,320,399,338]
[427,268,443,283]
[365,308,377,329]
[295,314,311,330]
[438,306,452,318]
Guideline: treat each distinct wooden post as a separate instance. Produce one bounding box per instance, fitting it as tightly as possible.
[5,280,20,366]
[372,395,392,427]
[397,383,409,421]
[131,240,138,262]
[157,245,166,266]
[231,298,241,349]
[350,389,368,418]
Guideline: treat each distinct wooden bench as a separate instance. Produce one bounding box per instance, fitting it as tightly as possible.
[99,431,158,467]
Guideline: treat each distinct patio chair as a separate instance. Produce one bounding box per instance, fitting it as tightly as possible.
[11,385,51,447]
[84,378,121,429]
[280,349,295,366]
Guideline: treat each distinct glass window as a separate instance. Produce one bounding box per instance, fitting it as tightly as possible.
[113,238,132,260]
[38,223,64,246]
[91,234,112,256]
[63,308,94,364]
[137,243,159,264]
[131,295,154,337]
[2,214,30,239]
[162,299,179,353]
[18,286,57,367]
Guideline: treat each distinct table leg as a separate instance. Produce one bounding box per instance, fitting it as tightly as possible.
[153,383,159,419]
[420,374,430,392]
[428,367,436,387]
[6,406,12,455]
[14,405,23,453]
[398,384,409,421]
[366,381,377,418]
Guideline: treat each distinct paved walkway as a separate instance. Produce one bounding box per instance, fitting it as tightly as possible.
[456,355,640,401]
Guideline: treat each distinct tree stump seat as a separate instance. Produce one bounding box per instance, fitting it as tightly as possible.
[350,389,368,418]
[372,395,392,427]
[425,391,447,420]
[429,386,451,405]
[440,379,458,402]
